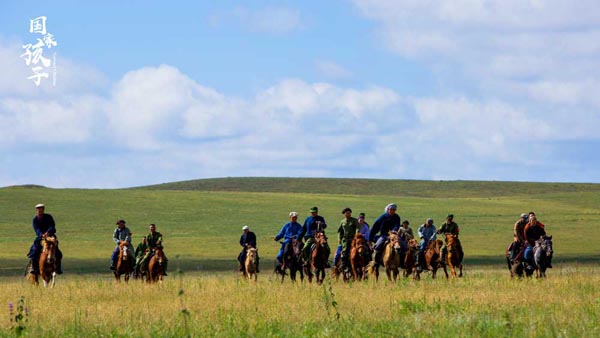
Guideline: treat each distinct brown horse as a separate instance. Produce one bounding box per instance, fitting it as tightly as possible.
[306,232,328,284]
[443,234,463,278]
[39,235,58,288]
[425,239,444,279]
[114,240,134,283]
[403,239,420,280]
[244,247,258,281]
[350,233,367,281]
[383,231,402,281]
[148,247,166,283]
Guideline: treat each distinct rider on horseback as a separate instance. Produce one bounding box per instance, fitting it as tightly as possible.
[523,214,547,271]
[138,224,168,276]
[369,203,401,268]
[508,213,528,262]
[238,225,259,273]
[110,219,134,270]
[337,207,359,273]
[273,212,303,272]
[416,218,437,271]
[28,204,63,275]
[438,214,463,264]
[300,207,331,268]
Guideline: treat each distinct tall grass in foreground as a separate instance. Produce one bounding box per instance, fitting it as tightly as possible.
[1,267,599,337]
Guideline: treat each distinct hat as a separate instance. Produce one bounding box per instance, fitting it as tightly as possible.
[520,213,527,218]
[35,203,45,208]
[341,207,352,214]
[116,219,126,225]
[309,207,318,213]
[242,225,249,230]
[358,213,365,219]
[385,203,397,211]
[427,218,433,224]
[289,211,299,217]
[447,214,454,219]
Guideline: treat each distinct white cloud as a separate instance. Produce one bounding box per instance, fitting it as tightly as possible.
[315,60,353,80]
[232,6,303,34]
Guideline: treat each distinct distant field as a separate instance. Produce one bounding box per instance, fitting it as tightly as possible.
[1,178,599,337]
[1,178,599,276]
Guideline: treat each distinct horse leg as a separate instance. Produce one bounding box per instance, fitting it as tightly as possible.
[442,264,449,279]
[459,263,463,278]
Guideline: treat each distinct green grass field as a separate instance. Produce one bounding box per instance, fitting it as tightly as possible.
[1,178,599,337]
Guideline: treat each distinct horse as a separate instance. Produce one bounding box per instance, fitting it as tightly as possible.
[382,231,402,281]
[505,240,525,278]
[443,234,463,278]
[403,239,420,280]
[114,240,134,283]
[147,247,166,283]
[306,232,328,284]
[425,239,444,279]
[39,235,58,288]
[277,238,304,283]
[532,235,553,278]
[350,233,368,281]
[243,247,258,281]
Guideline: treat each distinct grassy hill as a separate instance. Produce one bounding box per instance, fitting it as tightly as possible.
[1,177,599,277]
[138,176,600,197]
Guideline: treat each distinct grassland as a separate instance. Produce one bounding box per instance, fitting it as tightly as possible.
[0,178,599,337]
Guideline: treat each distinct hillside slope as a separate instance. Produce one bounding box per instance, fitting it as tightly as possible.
[137,177,600,197]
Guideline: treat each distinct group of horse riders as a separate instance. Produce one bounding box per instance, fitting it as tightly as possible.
[110,221,168,277]
[237,203,465,275]
[507,211,551,273]
[25,203,168,278]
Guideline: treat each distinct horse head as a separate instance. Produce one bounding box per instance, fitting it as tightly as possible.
[388,231,402,253]
[41,235,57,263]
[247,247,258,264]
[154,247,165,265]
[119,241,130,260]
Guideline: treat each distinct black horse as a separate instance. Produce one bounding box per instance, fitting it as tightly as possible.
[275,238,304,283]
[533,235,553,278]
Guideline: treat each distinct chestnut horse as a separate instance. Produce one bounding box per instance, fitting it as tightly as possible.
[39,235,58,288]
[443,234,463,278]
[114,240,134,283]
[244,247,258,281]
[403,239,420,280]
[306,232,328,284]
[350,233,367,281]
[425,239,444,279]
[148,247,166,283]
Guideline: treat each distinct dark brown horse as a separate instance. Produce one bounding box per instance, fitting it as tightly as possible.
[425,239,444,279]
[505,240,525,278]
[306,232,328,284]
[39,235,58,287]
[277,238,304,283]
[443,234,463,278]
[350,233,367,281]
[403,239,420,280]
[114,240,134,283]
[148,247,166,283]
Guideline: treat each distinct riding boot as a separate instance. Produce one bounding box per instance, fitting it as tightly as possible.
[374,251,382,268]
[32,257,39,275]
[239,261,244,272]
[110,258,116,270]
[399,252,406,269]
[415,252,423,272]
[27,258,36,274]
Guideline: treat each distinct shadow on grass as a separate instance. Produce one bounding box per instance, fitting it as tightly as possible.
[1,254,598,277]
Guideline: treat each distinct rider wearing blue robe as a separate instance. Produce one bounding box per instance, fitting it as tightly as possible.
[368,203,401,267]
[273,212,303,266]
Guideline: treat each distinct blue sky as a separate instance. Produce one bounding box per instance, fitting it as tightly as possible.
[1,1,600,188]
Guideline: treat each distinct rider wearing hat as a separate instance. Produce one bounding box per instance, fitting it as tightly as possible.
[337,207,359,272]
[28,204,63,275]
[273,212,303,271]
[110,219,134,270]
[369,203,401,268]
[238,225,259,273]
[438,214,463,264]
[300,206,331,267]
